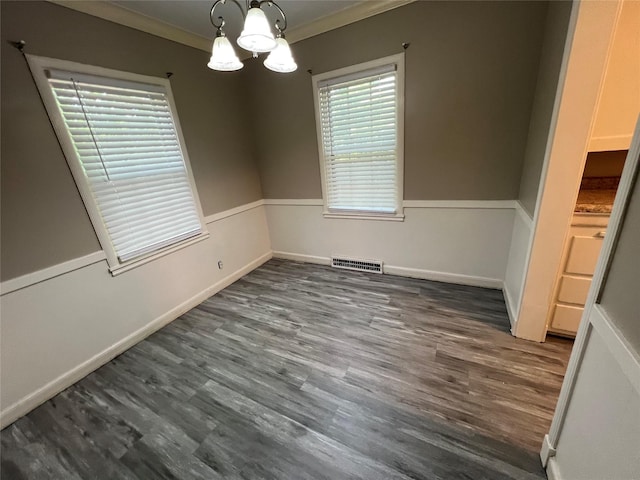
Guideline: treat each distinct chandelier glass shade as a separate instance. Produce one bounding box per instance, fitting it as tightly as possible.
[237,6,277,53]
[207,34,244,71]
[264,36,297,73]
[207,0,297,73]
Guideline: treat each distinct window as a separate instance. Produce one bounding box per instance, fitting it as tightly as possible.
[27,56,207,274]
[313,54,404,220]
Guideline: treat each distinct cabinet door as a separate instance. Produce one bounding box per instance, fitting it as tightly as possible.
[558,275,593,305]
[550,304,584,333]
[565,232,605,275]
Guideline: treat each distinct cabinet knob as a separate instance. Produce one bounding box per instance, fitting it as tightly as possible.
[595,231,606,238]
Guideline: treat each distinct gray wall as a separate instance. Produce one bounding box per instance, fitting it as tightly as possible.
[517,1,573,216]
[1,1,262,281]
[248,1,550,200]
[1,1,571,280]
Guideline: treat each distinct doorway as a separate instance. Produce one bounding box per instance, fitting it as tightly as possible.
[514,0,639,343]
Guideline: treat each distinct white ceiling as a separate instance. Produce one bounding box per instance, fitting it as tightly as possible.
[111,1,362,42]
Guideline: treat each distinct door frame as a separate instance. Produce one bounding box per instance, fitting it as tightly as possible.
[541,117,640,468]
[514,0,624,342]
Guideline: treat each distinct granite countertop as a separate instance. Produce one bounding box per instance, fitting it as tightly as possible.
[574,177,619,214]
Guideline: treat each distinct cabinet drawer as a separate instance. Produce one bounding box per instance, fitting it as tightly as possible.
[550,304,584,333]
[557,275,592,305]
[572,214,609,228]
[565,235,604,275]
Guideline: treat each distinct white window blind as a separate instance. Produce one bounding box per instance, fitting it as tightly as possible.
[318,64,399,214]
[47,69,203,263]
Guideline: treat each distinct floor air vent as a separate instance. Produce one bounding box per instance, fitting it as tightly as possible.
[331,256,383,274]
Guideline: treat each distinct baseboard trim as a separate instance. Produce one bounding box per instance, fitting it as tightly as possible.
[546,457,563,480]
[1,251,107,296]
[540,433,556,468]
[272,251,331,266]
[503,284,518,333]
[272,251,502,289]
[384,265,503,289]
[0,250,272,429]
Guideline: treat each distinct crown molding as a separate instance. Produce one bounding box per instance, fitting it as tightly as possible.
[48,0,417,53]
[285,0,417,44]
[48,1,213,52]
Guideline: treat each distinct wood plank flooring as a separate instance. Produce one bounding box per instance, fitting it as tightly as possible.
[1,259,573,479]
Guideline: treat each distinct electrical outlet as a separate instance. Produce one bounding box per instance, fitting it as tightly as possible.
[217,260,223,270]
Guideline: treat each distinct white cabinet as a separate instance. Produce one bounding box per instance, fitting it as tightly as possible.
[557,275,592,304]
[565,232,606,275]
[547,215,609,337]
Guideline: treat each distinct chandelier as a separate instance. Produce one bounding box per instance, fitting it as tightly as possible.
[207,0,297,73]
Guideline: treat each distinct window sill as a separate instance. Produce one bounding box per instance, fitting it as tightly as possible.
[108,232,210,276]
[322,212,405,222]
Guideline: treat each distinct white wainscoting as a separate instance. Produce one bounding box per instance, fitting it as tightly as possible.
[0,198,525,427]
[548,315,640,480]
[503,201,534,330]
[0,204,271,428]
[265,200,516,289]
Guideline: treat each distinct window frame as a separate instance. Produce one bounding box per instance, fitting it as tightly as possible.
[312,53,405,221]
[26,55,208,275]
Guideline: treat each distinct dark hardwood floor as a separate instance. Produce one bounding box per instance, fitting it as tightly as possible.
[1,259,573,479]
